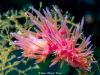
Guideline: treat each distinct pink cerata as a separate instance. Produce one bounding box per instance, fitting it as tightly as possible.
[13,6,95,71]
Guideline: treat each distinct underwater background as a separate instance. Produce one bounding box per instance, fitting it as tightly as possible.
[0,0,100,75]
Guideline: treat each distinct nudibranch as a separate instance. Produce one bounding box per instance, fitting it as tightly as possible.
[13,6,95,71]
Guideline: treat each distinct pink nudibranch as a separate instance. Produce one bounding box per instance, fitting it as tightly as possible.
[13,6,95,71]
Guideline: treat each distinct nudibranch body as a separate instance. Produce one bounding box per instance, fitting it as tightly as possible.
[13,6,95,71]
[13,29,50,63]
